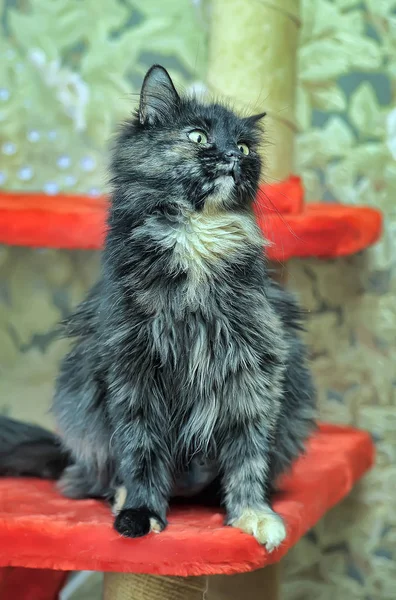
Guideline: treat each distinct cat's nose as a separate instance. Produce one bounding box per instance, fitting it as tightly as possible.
[224,150,240,161]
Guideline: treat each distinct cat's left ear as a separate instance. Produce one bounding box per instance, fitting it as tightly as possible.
[139,65,180,125]
[243,112,267,126]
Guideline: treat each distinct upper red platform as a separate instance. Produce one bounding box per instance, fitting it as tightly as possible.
[0,177,382,260]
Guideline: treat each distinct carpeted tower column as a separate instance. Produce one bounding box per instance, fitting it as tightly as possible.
[103,566,280,600]
[207,0,300,181]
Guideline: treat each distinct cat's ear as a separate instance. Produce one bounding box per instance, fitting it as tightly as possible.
[139,65,180,125]
[244,112,267,126]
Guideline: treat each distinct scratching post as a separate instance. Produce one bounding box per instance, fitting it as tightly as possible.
[207,0,300,181]
[207,0,301,277]
[103,565,280,600]
[103,573,209,600]
[103,1,300,598]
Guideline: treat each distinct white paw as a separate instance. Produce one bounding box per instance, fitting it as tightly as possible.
[112,485,127,515]
[149,517,163,533]
[230,506,286,552]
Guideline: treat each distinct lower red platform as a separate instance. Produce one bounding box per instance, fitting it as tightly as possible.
[0,423,374,580]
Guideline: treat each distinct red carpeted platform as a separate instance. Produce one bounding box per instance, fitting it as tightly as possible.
[0,177,382,260]
[0,424,374,579]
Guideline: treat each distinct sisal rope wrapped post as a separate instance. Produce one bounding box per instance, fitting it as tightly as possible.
[103,1,299,598]
[207,0,301,277]
[103,566,279,599]
[103,573,208,600]
[207,0,300,182]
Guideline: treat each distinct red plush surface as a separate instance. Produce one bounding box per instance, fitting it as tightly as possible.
[0,188,382,260]
[0,424,374,577]
[259,203,382,261]
[255,175,304,215]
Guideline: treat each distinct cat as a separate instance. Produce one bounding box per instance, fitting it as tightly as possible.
[0,65,316,551]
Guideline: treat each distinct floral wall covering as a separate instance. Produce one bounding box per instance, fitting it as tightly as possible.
[285,3,396,598]
[0,0,206,195]
[0,1,395,598]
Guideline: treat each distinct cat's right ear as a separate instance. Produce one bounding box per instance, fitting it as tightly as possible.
[243,112,267,126]
[139,65,180,125]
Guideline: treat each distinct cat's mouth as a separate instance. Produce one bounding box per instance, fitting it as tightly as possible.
[217,161,242,185]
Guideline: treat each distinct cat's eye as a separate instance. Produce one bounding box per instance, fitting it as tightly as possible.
[238,143,250,156]
[188,130,208,144]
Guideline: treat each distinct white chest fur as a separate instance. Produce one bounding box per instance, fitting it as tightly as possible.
[166,209,263,278]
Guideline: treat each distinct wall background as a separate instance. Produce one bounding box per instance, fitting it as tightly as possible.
[0,1,395,598]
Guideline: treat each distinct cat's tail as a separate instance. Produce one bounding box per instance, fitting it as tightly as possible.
[0,416,70,479]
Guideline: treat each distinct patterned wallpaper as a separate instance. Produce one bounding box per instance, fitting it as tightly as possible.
[0,0,206,195]
[285,3,396,598]
[0,1,395,598]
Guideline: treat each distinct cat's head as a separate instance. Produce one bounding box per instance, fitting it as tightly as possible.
[112,65,265,213]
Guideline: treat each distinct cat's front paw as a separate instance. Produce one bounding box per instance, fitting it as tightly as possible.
[114,507,167,538]
[229,506,286,552]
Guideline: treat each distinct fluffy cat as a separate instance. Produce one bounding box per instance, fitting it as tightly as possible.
[0,65,316,551]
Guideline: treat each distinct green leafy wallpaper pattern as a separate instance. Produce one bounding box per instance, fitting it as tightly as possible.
[0,0,206,195]
[288,2,396,598]
[1,1,396,599]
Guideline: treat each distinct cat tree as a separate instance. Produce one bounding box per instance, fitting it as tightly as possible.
[0,0,381,599]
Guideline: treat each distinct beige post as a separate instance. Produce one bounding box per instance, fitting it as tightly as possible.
[103,564,280,600]
[207,0,300,182]
[103,1,300,598]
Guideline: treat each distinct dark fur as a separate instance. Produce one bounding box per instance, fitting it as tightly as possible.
[0,66,316,541]
[0,416,70,479]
